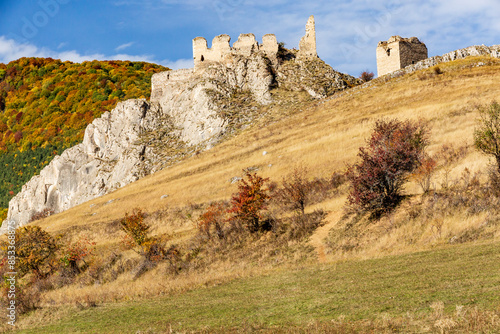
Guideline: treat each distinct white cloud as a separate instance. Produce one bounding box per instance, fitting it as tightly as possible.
[115,42,134,51]
[3,0,500,76]
[160,58,193,70]
[0,36,185,68]
[0,36,105,63]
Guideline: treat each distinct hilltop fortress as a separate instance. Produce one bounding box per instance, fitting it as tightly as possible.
[2,16,359,230]
[192,15,317,69]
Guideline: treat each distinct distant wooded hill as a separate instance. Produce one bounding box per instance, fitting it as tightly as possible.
[0,57,169,218]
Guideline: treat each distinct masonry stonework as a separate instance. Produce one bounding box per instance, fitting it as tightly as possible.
[298,15,317,58]
[376,36,428,77]
[192,16,317,70]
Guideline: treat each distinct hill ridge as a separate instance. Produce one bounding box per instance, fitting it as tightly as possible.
[2,49,358,231]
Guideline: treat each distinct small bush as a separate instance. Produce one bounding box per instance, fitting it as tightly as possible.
[28,208,55,222]
[120,209,180,265]
[197,201,229,240]
[411,154,437,193]
[120,209,149,247]
[360,70,375,82]
[60,236,96,274]
[276,167,310,215]
[433,66,443,75]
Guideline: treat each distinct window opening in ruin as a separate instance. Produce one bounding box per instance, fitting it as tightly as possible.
[200,55,205,61]
[386,48,391,56]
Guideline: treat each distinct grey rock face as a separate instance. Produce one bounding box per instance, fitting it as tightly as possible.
[4,99,151,228]
[151,53,275,147]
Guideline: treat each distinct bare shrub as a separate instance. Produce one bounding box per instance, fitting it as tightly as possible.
[275,167,310,215]
[28,208,55,223]
[411,154,437,193]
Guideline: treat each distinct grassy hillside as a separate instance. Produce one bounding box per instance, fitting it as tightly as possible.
[16,241,500,333]
[0,58,169,217]
[3,56,500,333]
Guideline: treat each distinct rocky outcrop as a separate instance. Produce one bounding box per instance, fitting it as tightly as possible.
[384,45,500,79]
[277,56,360,98]
[151,53,275,147]
[3,99,154,227]
[1,48,358,231]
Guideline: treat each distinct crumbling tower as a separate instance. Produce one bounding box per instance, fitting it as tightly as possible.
[376,36,428,77]
[298,15,318,58]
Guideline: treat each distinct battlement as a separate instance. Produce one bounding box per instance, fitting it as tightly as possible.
[376,36,428,77]
[193,33,278,69]
[193,15,317,70]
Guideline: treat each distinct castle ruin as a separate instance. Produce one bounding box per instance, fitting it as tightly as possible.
[376,36,428,77]
[193,15,318,69]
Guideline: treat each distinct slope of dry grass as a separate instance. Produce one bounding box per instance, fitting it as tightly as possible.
[38,57,500,235]
[6,56,500,332]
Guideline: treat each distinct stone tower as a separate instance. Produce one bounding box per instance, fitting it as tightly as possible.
[376,36,428,77]
[298,15,317,58]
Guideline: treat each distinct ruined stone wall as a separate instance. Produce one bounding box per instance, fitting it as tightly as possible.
[376,36,428,77]
[193,33,279,69]
[262,34,279,57]
[399,38,428,69]
[151,68,194,101]
[192,16,317,69]
[193,35,232,67]
[298,15,317,58]
[233,33,259,56]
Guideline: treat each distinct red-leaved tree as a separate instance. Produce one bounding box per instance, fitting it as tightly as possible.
[346,119,429,217]
[198,201,228,239]
[229,171,270,232]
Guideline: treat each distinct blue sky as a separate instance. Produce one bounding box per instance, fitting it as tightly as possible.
[0,0,499,76]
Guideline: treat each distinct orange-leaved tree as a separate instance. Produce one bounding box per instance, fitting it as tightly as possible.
[14,226,59,278]
[228,171,270,232]
[120,208,150,248]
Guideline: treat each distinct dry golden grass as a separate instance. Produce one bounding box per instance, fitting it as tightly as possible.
[18,56,500,312]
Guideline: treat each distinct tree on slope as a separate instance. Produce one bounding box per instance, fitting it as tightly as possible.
[229,171,270,232]
[346,118,429,217]
[474,101,500,174]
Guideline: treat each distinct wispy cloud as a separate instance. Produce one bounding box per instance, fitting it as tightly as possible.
[160,58,193,70]
[0,36,161,65]
[115,42,134,51]
[3,0,500,76]
[0,36,197,72]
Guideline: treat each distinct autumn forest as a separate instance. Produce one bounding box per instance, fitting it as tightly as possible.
[0,57,169,220]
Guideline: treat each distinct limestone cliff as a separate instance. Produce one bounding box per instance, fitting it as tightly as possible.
[1,50,359,230]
